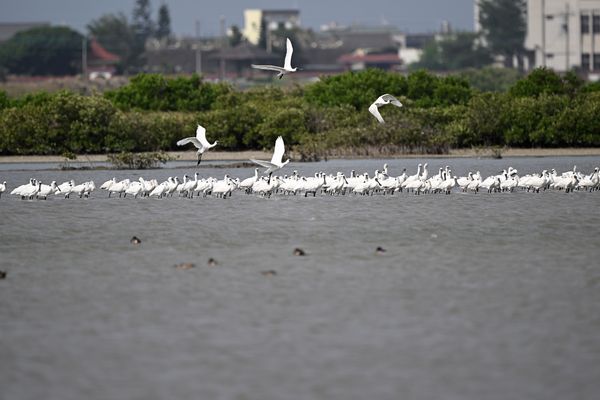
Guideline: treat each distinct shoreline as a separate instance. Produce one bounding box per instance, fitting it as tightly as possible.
[0,148,599,164]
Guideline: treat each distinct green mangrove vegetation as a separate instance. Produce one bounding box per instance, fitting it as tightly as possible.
[0,67,599,158]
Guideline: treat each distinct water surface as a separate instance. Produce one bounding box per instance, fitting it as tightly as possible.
[1,157,599,400]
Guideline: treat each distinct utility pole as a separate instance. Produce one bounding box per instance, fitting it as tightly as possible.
[266,21,272,54]
[195,20,202,74]
[541,0,546,67]
[564,3,570,71]
[82,35,88,80]
[219,15,226,80]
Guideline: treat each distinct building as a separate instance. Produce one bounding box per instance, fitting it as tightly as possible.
[243,9,300,45]
[143,37,220,75]
[301,25,404,72]
[87,38,120,78]
[0,22,49,43]
[525,0,600,73]
[209,42,279,78]
[398,33,437,66]
[338,50,402,71]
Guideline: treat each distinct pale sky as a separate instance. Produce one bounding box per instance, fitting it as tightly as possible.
[0,0,476,36]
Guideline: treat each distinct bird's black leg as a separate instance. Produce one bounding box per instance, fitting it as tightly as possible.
[197,154,202,166]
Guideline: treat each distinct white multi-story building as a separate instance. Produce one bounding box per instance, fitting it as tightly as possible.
[242,9,300,45]
[525,0,600,72]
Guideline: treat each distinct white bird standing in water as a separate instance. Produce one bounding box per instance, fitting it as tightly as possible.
[368,94,403,124]
[0,181,6,198]
[250,136,290,176]
[177,124,218,165]
[251,38,299,79]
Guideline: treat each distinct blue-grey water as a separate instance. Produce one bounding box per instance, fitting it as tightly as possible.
[1,156,600,400]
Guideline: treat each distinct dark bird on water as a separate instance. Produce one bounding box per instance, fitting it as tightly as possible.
[207,258,218,267]
[293,248,306,256]
[130,236,142,245]
[375,246,387,254]
[261,270,277,276]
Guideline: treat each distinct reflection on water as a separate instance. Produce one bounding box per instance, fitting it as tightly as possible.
[1,157,600,400]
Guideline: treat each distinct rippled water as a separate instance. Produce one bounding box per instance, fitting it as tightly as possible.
[1,157,600,400]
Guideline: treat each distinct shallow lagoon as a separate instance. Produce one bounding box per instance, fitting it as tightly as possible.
[1,156,599,400]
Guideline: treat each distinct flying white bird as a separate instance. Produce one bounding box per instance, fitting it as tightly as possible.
[250,136,290,175]
[251,38,299,79]
[176,124,218,165]
[368,94,403,124]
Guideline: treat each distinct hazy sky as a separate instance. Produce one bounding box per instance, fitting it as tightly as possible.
[0,0,475,36]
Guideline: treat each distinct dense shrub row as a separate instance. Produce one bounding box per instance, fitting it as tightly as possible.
[0,68,599,156]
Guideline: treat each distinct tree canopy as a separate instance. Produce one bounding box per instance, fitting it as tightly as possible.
[87,13,135,71]
[412,33,493,71]
[478,0,527,67]
[156,4,171,40]
[0,26,83,76]
[88,1,172,72]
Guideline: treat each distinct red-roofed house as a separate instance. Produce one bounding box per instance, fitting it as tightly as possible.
[87,38,120,78]
[338,50,402,71]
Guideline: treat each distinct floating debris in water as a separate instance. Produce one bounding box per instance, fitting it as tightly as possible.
[174,263,195,270]
[130,236,142,245]
[0,270,6,279]
[207,258,218,267]
[293,248,306,256]
[375,246,387,254]
[261,270,277,276]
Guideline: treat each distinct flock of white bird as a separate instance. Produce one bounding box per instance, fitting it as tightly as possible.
[1,39,598,201]
[2,163,598,201]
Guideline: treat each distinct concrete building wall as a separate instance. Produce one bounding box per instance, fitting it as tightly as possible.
[525,0,600,71]
[243,9,300,46]
[243,9,263,45]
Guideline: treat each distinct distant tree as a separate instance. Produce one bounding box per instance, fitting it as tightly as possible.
[88,13,135,70]
[132,0,155,39]
[509,67,571,97]
[156,3,171,40]
[439,33,493,69]
[459,67,523,92]
[0,26,83,76]
[229,25,243,47]
[413,40,445,71]
[412,33,492,71]
[478,0,526,68]
[131,0,155,68]
[0,91,9,110]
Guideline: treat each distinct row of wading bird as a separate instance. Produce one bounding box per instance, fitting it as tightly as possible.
[1,41,598,200]
[2,164,599,200]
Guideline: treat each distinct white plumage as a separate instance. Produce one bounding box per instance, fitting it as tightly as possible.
[251,38,299,79]
[177,124,218,165]
[368,94,403,124]
[250,136,290,174]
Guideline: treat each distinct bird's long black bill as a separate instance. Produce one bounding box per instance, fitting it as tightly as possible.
[197,155,202,166]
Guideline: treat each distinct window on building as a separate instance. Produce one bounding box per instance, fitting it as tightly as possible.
[582,53,591,69]
[581,14,590,33]
[594,53,600,70]
[594,15,600,33]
